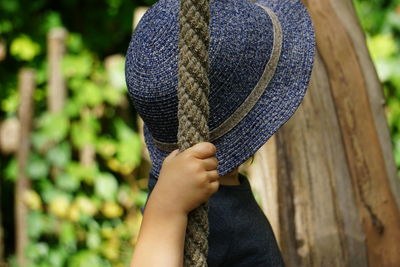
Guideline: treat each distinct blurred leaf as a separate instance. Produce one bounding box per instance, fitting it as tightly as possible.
[75,195,98,216]
[62,52,93,78]
[387,97,400,127]
[65,97,81,117]
[114,119,142,171]
[395,137,400,172]
[24,189,42,211]
[96,137,117,158]
[68,250,108,267]
[134,190,149,208]
[0,20,13,34]
[26,153,49,180]
[105,55,126,90]
[42,11,63,32]
[48,247,67,267]
[35,60,48,85]
[353,0,387,33]
[101,202,123,218]
[86,230,101,250]
[66,33,84,53]
[387,9,400,31]
[374,59,394,81]
[31,132,45,152]
[60,221,76,247]
[49,194,71,218]
[40,181,69,204]
[0,0,19,12]
[10,35,41,61]
[390,76,400,99]
[106,0,123,16]
[4,157,17,181]
[27,211,46,239]
[33,87,46,102]
[71,113,99,148]
[95,173,118,201]
[46,141,71,168]
[76,80,103,107]
[1,88,19,114]
[66,161,99,184]
[36,112,69,143]
[103,85,123,106]
[101,238,120,261]
[26,242,49,262]
[55,172,80,192]
[367,34,397,60]
[117,184,135,209]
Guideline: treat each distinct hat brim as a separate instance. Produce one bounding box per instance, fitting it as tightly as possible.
[143,0,315,178]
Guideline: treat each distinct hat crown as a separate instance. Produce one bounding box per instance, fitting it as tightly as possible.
[125,0,275,143]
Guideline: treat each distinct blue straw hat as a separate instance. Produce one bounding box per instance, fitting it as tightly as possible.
[125,0,315,178]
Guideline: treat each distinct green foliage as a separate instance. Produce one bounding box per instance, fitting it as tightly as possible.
[12,41,144,265]
[0,1,153,265]
[2,0,399,266]
[354,0,400,175]
[10,35,41,61]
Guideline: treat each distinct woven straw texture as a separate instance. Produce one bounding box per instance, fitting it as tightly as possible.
[125,0,315,181]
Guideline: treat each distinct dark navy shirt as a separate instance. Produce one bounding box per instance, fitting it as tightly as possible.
[141,172,285,267]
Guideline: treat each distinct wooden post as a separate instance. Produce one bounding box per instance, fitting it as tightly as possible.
[250,53,369,266]
[79,107,95,167]
[15,68,36,266]
[133,7,148,30]
[47,27,67,179]
[247,136,281,245]
[47,27,67,112]
[248,0,400,266]
[0,118,20,154]
[305,0,400,265]
[0,38,6,61]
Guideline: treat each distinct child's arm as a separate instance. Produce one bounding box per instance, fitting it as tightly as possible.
[130,142,220,267]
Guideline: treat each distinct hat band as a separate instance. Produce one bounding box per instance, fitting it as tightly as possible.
[151,4,283,152]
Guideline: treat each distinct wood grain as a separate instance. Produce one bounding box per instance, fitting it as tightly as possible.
[249,0,400,265]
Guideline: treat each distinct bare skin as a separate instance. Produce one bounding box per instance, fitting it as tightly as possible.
[130,142,229,267]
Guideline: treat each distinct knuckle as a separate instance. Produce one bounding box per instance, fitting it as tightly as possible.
[194,161,204,173]
[207,143,217,154]
[214,181,220,192]
[210,170,219,179]
[199,142,216,154]
[187,160,200,172]
[213,158,219,168]
[200,172,209,183]
[194,172,207,186]
[209,181,219,194]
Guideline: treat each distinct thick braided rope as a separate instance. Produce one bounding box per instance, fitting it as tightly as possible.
[177,0,211,266]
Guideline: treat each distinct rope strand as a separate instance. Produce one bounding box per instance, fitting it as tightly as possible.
[177,0,211,266]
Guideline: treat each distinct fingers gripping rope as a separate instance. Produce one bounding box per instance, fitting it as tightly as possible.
[177,0,211,266]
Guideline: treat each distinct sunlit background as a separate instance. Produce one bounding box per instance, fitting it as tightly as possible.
[0,0,399,266]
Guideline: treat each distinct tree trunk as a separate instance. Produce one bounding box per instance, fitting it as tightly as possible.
[248,0,400,266]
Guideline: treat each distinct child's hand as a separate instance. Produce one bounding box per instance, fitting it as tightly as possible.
[148,142,220,216]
